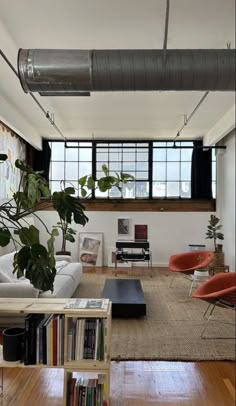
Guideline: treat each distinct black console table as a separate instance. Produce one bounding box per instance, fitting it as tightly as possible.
[115,240,152,276]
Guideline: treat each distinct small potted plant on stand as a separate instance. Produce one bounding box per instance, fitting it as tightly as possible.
[205,214,224,267]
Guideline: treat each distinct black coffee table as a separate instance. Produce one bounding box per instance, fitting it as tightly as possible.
[101,279,146,318]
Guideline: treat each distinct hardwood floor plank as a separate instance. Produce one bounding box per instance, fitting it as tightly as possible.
[223,378,236,401]
[1,361,235,406]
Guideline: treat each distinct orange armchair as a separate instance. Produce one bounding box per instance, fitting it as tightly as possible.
[169,250,215,274]
[192,272,236,339]
[168,250,215,293]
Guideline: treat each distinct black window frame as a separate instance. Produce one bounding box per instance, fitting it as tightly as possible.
[48,139,216,201]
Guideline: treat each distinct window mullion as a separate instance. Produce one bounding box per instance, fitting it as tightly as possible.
[92,141,96,199]
[149,141,152,199]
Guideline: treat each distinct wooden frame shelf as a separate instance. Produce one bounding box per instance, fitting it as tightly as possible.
[0,298,111,405]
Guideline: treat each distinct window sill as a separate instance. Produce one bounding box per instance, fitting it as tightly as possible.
[37,199,216,212]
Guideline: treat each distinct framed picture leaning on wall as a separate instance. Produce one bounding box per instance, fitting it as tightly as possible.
[79,232,103,266]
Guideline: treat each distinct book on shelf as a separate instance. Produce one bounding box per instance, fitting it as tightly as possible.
[64,298,109,310]
[24,313,45,365]
[66,317,106,362]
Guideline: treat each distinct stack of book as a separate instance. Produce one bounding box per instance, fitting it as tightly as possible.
[67,318,106,361]
[24,313,65,366]
[66,374,108,406]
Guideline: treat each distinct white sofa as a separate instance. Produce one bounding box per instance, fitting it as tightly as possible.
[0,252,82,298]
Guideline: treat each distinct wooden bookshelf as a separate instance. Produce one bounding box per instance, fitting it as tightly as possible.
[0,298,112,406]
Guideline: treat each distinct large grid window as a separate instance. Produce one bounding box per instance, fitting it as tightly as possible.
[50,141,92,195]
[49,140,216,199]
[95,142,149,199]
[153,141,193,198]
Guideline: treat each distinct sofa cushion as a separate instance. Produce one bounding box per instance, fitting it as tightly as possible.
[0,252,17,282]
[55,260,70,273]
[39,274,75,298]
[39,262,82,298]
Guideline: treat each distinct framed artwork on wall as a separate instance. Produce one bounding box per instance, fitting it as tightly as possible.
[79,232,103,266]
[134,224,148,240]
[117,218,130,235]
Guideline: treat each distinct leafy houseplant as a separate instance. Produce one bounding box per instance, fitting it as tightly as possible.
[0,157,132,292]
[52,164,131,255]
[205,214,224,252]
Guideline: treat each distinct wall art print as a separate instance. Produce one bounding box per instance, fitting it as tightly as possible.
[0,124,26,201]
[79,232,103,266]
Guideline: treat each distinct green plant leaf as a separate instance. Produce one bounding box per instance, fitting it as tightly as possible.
[0,154,8,161]
[87,176,95,189]
[65,234,75,242]
[65,187,75,195]
[97,177,116,192]
[67,228,77,234]
[19,225,40,246]
[27,256,56,292]
[81,188,87,197]
[14,246,31,272]
[102,164,109,176]
[0,228,11,247]
[79,175,87,186]
[31,243,48,258]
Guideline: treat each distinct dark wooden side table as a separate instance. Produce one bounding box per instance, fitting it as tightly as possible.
[209,265,230,276]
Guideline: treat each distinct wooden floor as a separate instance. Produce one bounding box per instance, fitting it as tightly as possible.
[0,267,235,405]
[0,361,235,405]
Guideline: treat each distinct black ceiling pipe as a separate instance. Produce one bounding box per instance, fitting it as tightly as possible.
[18,49,235,93]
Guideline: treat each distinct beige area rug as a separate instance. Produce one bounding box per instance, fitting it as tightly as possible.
[73,271,236,361]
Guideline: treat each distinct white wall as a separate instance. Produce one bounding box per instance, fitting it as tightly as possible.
[0,21,42,149]
[35,211,214,266]
[216,128,235,271]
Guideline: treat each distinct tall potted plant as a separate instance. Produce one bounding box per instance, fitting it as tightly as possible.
[0,157,132,291]
[52,164,131,256]
[205,214,224,266]
[205,214,224,252]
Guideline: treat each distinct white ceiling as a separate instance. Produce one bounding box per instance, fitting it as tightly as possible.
[0,0,235,147]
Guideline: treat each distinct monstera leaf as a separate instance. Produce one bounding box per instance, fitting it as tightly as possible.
[52,188,89,226]
[13,240,57,292]
[0,229,11,247]
[14,160,50,210]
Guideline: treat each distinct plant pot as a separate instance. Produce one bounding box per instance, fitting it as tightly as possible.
[210,251,224,267]
[216,244,223,252]
[56,251,71,256]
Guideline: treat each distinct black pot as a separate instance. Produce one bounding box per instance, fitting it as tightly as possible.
[56,251,71,256]
[3,327,24,362]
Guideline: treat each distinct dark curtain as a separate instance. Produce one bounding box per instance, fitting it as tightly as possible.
[191,140,212,199]
[30,139,51,182]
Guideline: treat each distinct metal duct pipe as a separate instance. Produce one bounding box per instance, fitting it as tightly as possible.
[18,49,235,93]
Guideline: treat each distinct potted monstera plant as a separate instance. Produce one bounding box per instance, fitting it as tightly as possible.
[0,156,132,292]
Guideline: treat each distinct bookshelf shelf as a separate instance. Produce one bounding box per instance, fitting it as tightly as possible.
[0,298,111,405]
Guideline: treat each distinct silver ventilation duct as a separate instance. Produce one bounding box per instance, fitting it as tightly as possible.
[18,49,235,93]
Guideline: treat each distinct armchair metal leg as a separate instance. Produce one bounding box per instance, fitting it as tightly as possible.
[203,302,212,319]
[200,303,236,339]
[189,277,195,296]
[201,303,216,338]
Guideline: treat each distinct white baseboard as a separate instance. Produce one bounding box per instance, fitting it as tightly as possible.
[132,262,168,268]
